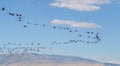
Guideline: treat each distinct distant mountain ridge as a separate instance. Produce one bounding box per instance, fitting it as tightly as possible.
[0,53,119,66]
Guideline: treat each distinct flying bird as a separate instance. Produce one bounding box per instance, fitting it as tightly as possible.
[2,7,5,11]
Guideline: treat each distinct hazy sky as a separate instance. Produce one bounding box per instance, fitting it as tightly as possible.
[0,0,120,64]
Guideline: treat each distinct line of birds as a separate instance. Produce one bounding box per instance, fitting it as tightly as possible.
[1,7,23,22]
[0,42,51,55]
[0,7,101,55]
[1,7,46,28]
[1,7,101,42]
[51,33,100,45]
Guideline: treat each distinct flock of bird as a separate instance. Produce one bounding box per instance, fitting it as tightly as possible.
[51,33,100,45]
[0,7,101,55]
[0,42,51,56]
[1,7,23,22]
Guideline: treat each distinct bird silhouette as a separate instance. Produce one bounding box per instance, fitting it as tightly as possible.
[35,23,38,26]
[87,32,90,34]
[42,24,46,26]
[79,35,82,37]
[53,26,56,29]
[23,25,27,27]
[2,7,5,11]
[27,22,30,24]
[69,30,72,32]
[9,12,15,16]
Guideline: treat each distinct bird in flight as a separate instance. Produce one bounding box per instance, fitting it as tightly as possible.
[2,7,5,11]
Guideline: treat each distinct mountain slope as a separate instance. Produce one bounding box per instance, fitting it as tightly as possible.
[0,53,119,66]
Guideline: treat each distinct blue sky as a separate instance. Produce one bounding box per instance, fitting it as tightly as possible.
[0,0,120,64]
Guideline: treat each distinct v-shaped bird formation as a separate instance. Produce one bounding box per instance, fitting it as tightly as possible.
[0,7,101,55]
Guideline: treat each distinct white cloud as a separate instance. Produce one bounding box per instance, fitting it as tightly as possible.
[51,19,102,28]
[50,0,111,11]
